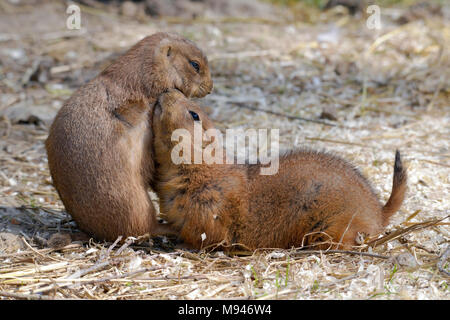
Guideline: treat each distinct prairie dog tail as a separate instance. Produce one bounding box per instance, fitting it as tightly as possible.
[382,150,407,225]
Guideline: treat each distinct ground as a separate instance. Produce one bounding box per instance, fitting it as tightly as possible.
[0,0,449,300]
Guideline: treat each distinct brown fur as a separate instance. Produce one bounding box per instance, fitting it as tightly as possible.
[45,33,213,241]
[152,90,408,250]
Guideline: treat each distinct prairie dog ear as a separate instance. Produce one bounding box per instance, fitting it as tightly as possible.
[159,89,184,108]
[156,38,174,60]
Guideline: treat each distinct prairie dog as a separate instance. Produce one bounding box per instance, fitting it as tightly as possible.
[45,33,213,241]
[152,90,407,250]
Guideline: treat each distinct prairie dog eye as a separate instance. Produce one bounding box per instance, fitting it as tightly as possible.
[189,110,200,121]
[189,60,200,73]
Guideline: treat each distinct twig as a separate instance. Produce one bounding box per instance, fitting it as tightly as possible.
[115,236,137,255]
[291,249,389,260]
[305,137,381,150]
[133,274,209,282]
[419,159,450,168]
[65,261,111,280]
[34,265,169,294]
[257,288,298,300]
[20,237,65,262]
[0,262,70,279]
[0,290,58,300]
[236,104,340,127]
[367,215,450,248]
[0,96,20,112]
[205,95,344,127]
[102,236,122,259]
[0,244,81,259]
[363,107,418,118]
[209,49,281,61]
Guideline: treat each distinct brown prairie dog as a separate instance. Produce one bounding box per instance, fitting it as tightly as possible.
[152,90,408,250]
[45,33,213,241]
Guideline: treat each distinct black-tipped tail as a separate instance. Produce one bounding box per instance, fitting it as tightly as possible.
[382,150,407,225]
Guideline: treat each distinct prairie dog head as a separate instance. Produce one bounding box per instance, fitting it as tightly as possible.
[153,89,218,166]
[152,33,213,98]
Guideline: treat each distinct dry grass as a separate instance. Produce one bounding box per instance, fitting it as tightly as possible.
[0,1,449,299]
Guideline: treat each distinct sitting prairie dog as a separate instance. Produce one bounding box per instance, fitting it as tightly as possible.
[152,90,408,250]
[45,33,213,241]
